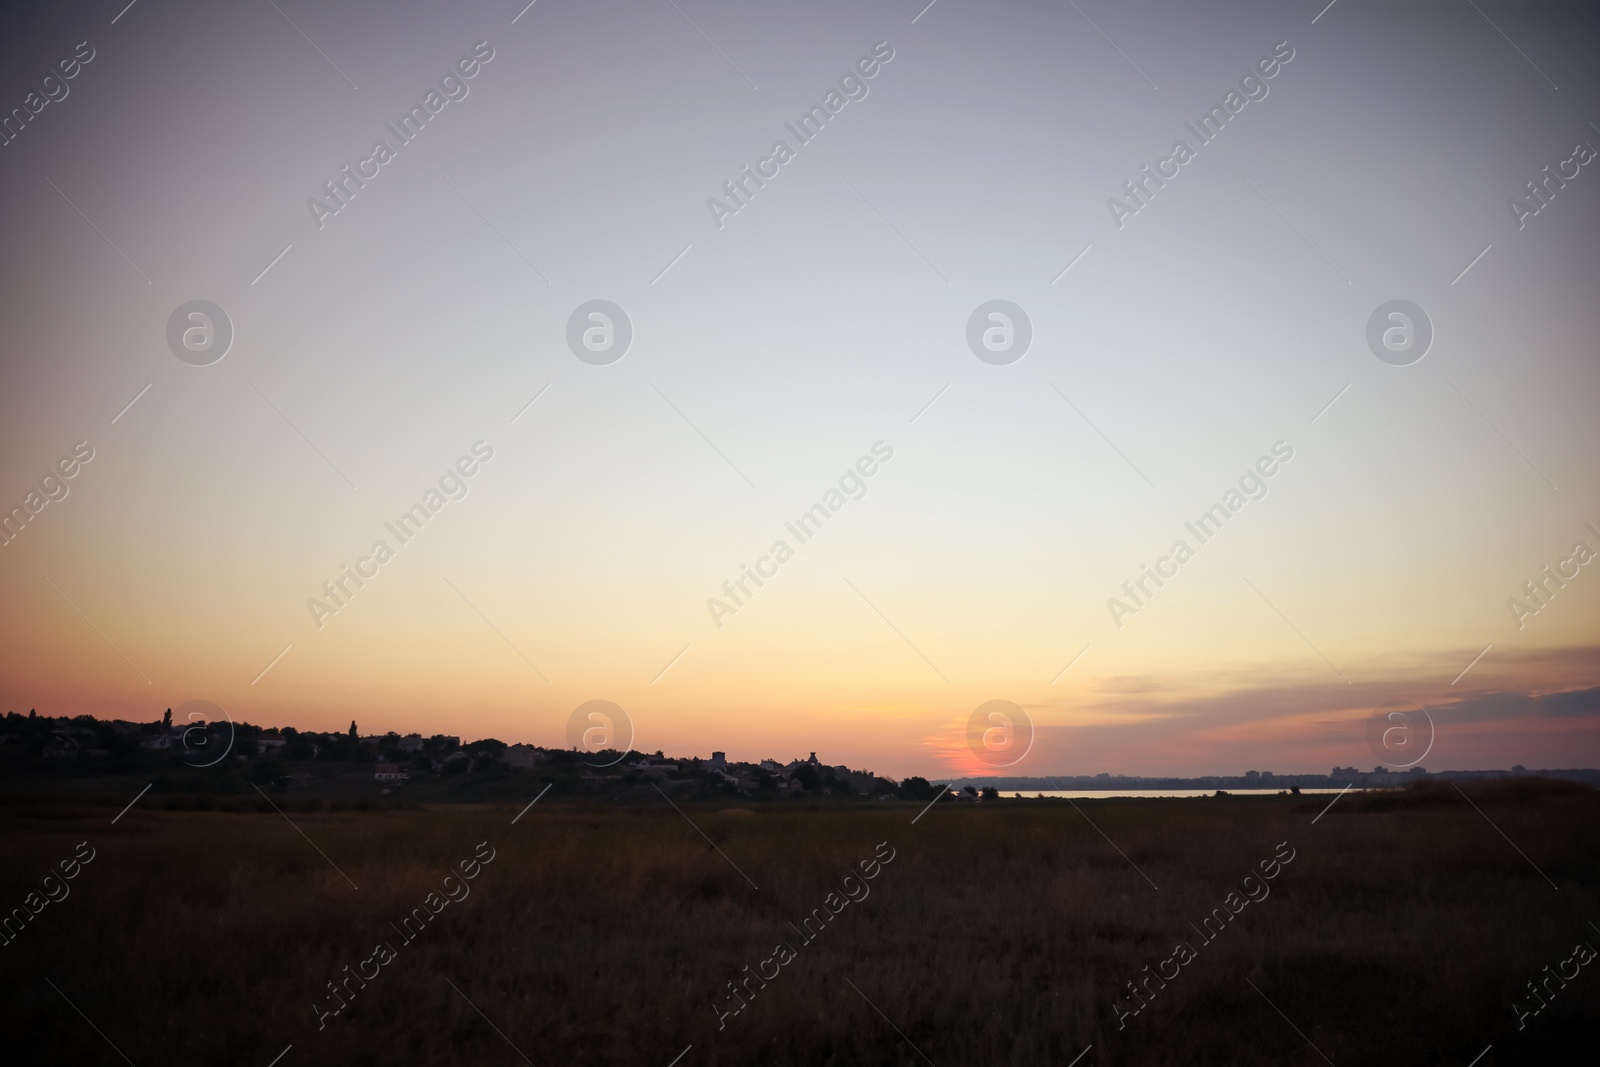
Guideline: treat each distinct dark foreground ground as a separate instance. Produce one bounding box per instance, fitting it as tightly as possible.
[1,779,1596,1066]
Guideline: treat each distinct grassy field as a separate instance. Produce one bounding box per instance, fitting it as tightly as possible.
[1,779,1596,1066]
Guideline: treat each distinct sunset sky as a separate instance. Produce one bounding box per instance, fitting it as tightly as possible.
[1,0,1596,778]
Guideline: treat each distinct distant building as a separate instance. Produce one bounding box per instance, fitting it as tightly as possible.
[398,734,424,753]
[708,751,727,771]
[629,755,677,780]
[258,730,287,751]
[710,768,752,792]
[374,763,408,782]
[504,744,546,769]
[141,729,182,752]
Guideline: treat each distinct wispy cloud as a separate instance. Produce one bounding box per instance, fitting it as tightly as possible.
[931,646,1600,776]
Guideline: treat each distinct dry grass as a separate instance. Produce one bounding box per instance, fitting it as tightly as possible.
[1,780,1596,1066]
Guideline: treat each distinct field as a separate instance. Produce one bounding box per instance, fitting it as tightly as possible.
[1,779,1596,1066]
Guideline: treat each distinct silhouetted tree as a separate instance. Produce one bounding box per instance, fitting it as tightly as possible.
[348,720,357,739]
[980,785,999,799]
[471,753,507,775]
[163,708,172,728]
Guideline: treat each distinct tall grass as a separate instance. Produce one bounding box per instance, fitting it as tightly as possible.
[0,780,1594,1065]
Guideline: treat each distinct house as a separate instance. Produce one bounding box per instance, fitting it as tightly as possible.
[707,751,727,771]
[398,734,424,753]
[782,752,825,776]
[374,763,408,782]
[710,768,754,789]
[258,730,287,751]
[628,756,676,781]
[140,730,176,752]
[43,734,81,760]
[504,744,546,769]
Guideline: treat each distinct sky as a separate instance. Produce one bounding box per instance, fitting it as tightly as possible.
[1,0,1597,779]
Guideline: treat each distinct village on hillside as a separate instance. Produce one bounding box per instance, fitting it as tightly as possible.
[0,709,930,802]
